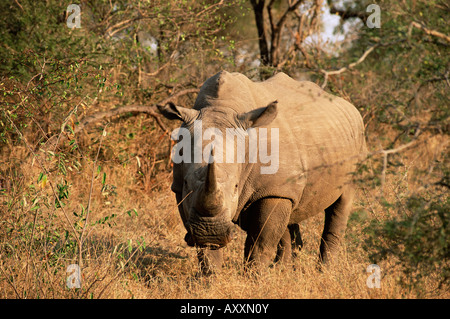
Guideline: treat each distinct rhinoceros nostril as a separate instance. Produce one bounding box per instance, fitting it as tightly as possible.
[205,243,221,250]
[184,232,195,247]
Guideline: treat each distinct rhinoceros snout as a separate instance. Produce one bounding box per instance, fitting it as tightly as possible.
[186,218,234,249]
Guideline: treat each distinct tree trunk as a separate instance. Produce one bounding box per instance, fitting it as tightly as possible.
[250,0,270,66]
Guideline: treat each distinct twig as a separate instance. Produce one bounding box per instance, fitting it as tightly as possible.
[195,0,224,17]
[96,239,146,298]
[267,0,303,66]
[409,21,450,42]
[362,186,380,222]
[24,208,39,298]
[106,18,141,39]
[140,39,179,78]
[3,110,85,294]
[95,189,193,298]
[0,263,22,299]
[74,88,199,136]
[379,130,420,195]
[52,96,88,154]
[2,111,80,240]
[78,124,109,269]
[14,0,24,11]
[320,45,377,88]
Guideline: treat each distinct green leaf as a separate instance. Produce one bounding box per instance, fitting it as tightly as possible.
[126,208,138,217]
[127,239,133,253]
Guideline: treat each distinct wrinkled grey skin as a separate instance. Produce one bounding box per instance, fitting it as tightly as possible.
[158,71,367,274]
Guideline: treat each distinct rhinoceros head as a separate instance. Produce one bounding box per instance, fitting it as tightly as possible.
[158,101,278,249]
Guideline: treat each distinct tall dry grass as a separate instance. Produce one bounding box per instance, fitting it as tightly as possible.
[1,109,448,299]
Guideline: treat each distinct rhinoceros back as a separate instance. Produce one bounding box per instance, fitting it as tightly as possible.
[193,71,367,218]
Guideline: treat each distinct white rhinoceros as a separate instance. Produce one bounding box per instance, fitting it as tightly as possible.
[158,71,367,274]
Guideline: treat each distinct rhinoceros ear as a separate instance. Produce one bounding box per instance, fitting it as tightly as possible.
[157,102,199,123]
[237,100,278,129]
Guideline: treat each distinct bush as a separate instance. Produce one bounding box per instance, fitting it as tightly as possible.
[364,182,449,293]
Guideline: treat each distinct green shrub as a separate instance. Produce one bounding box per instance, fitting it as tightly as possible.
[364,185,449,292]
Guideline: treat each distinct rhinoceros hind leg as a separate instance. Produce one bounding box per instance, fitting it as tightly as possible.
[274,228,292,263]
[289,223,303,257]
[319,187,355,266]
[274,223,303,263]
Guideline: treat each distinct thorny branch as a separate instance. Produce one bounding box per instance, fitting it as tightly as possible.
[320,45,377,88]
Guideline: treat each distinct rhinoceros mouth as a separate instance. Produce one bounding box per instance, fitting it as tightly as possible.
[184,232,230,250]
[185,219,234,249]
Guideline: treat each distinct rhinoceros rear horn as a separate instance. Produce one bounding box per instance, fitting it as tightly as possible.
[157,102,199,123]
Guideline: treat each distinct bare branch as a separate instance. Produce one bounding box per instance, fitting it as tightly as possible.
[378,129,421,194]
[141,47,178,78]
[409,21,450,42]
[320,45,377,88]
[195,0,224,17]
[267,0,277,35]
[0,265,21,299]
[268,0,304,66]
[14,0,24,11]
[79,124,109,268]
[329,4,369,22]
[74,88,199,135]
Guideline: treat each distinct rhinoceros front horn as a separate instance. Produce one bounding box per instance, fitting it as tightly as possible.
[198,150,224,213]
[205,158,218,194]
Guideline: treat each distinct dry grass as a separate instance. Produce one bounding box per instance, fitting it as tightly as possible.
[0,180,447,299]
[0,114,448,299]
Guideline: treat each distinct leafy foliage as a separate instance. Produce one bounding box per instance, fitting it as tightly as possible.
[329,0,449,293]
[365,188,449,291]
[0,0,448,298]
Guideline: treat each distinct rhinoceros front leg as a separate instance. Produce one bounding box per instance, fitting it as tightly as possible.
[319,187,355,266]
[197,248,223,276]
[243,198,292,270]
